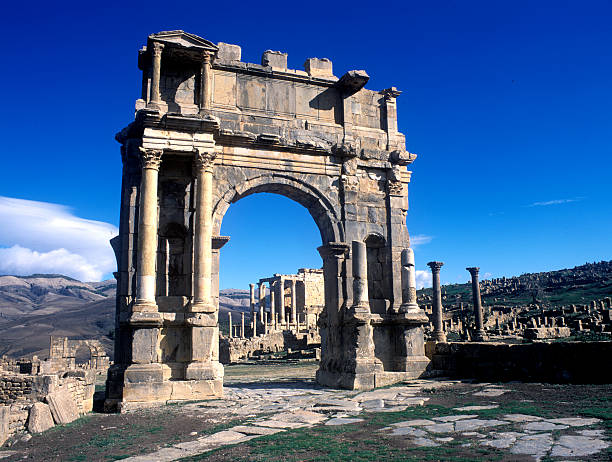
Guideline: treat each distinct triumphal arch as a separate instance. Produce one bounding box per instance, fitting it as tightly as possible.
[106,30,430,408]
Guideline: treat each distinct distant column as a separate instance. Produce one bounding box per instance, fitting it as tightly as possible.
[149,42,164,108]
[240,312,245,338]
[228,312,232,339]
[253,312,258,336]
[249,284,256,318]
[427,261,446,342]
[467,267,487,341]
[270,283,276,327]
[258,282,266,321]
[291,279,297,324]
[278,278,286,324]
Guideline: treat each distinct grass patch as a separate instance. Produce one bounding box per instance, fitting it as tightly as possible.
[66,424,163,461]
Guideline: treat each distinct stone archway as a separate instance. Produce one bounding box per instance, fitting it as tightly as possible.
[107,30,430,409]
[212,172,343,245]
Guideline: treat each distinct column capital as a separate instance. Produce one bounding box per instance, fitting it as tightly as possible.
[380,86,402,101]
[317,242,350,260]
[427,261,444,273]
[151,41,164,57]
[138,148,163,170]
[466,267,480,277]
[194,149,216,173]
[201,51,213,64]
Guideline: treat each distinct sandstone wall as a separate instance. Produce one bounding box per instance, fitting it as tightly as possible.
[427,341,612,384]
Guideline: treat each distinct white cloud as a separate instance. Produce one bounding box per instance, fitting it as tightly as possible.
[416,270,432,289]
[411,234,433,247]
[0,197,118,281]
[528,198,583,207]
[0,246,104,282]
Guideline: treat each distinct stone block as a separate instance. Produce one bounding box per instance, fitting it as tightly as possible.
[46,389,79,425]
[0,406,8,446]
[217,42,241,62]
[27,402,54,433]
[304,58,333,77]
[262,50,287,69]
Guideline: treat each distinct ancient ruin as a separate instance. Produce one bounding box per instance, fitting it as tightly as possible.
[220,268,322,363]
[47,337,109,374]
[107,30,429,408]
[0,336,102,445]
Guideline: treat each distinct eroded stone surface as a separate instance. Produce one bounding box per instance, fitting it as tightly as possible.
[550,435,610,457]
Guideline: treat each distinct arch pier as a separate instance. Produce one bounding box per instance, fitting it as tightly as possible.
[107,30,430,409]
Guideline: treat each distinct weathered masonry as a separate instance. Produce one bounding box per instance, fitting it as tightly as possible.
[107,30,429,408]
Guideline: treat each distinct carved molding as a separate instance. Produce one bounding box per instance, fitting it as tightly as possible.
[387,180,404,196]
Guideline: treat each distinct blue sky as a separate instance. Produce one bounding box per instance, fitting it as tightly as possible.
[0,0,610,287]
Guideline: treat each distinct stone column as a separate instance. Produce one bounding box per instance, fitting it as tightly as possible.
[399,248,420,313]
[240,312,245,338]
[258,282,266,320]
[380,87,402,150]
[134,148,163,312]
[269,288,276,329]
[291,279,297,324]
[253,312,258,336]
[228,312,232,339]
[278,278,285,325]
[185,148,223,384]
[351,241,369,313]
[249,283,255,318]
[149,42,164,108]
[427,261,446,342]
[199,52,212,112]
[191,149,216,312]
[467,267,486,341]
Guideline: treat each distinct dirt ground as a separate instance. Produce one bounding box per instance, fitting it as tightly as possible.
[2,362,610,461]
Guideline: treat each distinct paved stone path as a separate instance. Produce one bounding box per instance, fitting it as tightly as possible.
[121,380,609,461]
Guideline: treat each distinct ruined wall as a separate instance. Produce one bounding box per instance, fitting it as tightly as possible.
[0,369,95,446]
[427,341,612,384]
[0,376,33,404]
[219,328,320,364]
[49,336,109,373]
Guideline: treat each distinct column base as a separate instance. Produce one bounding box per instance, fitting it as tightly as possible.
[433,331,447,342]
[189,301,216,313]
[132,300,159,313]
[316,361,429,391]
[185,360,224,381]
[105,362,224,412]
[472,330,488,342]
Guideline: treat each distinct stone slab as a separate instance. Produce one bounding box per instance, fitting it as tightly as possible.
[390,426,428,437]
[230,425,284,435]
[46,389,79,425]
[27,402,54,433]
[550,435,610,457]
[325,417,364,426]
[454,419,508,432]
[434,414,478,422]
[453,405,499,411]
[523,421,568,431]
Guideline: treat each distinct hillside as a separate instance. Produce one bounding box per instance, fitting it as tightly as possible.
[417,260,612,310]
[0,275,249,359]
[2,260,610,359]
